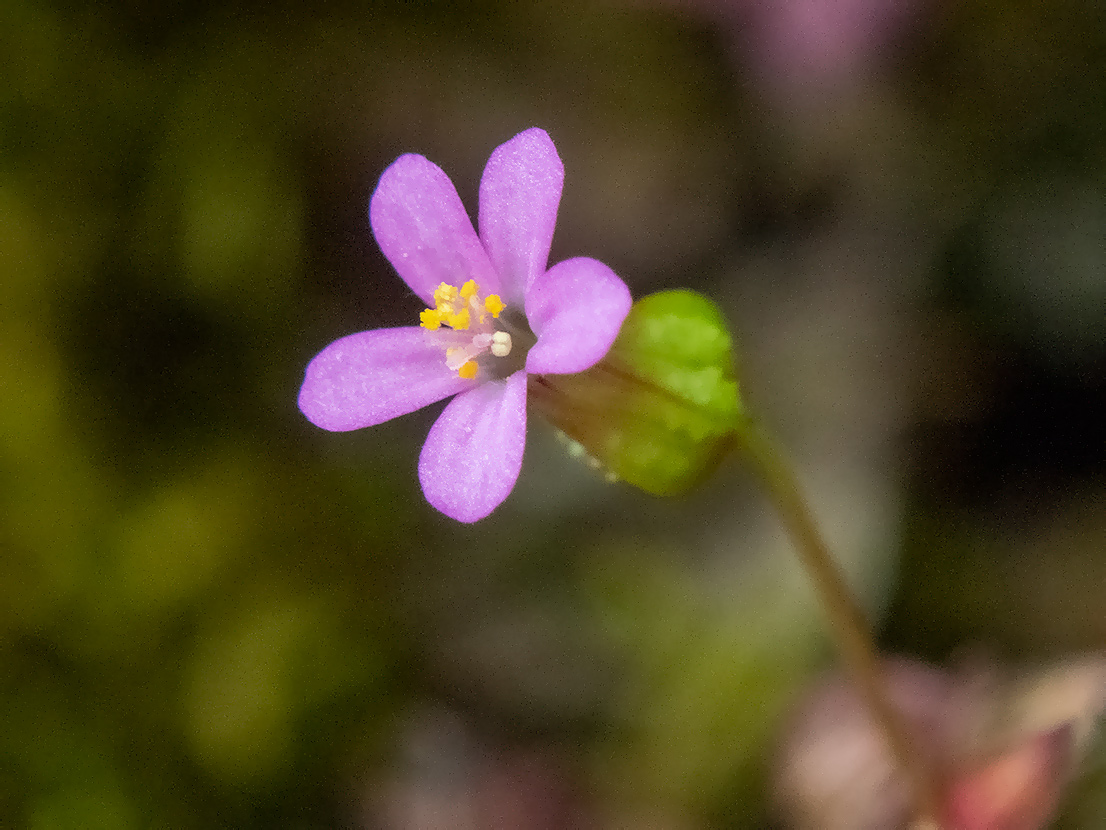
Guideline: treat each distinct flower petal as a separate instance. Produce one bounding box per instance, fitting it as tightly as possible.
[298,327,473,431]
[370,153,500,305]
[478,128,564,302]
[417,370,527,522]
[524,257,632,374]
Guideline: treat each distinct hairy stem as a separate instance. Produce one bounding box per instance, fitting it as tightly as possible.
[735,418,942,827]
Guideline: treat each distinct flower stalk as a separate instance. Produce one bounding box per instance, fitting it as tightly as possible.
[734,416,943,828]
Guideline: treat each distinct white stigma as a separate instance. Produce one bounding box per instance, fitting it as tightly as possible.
[490,331,512,357]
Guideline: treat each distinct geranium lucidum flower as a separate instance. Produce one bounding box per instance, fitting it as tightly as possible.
[298,128,632,522]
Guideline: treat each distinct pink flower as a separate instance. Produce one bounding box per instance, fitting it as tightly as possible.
[657,0,927,93]
[739,0,924,91]
[774,656,1104,830]
[298,128,632,522]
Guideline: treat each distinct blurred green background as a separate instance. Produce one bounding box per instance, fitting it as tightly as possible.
[3,0,1106,827]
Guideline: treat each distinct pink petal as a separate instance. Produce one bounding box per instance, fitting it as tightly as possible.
[298,327,473,431]
[524,257,632,375]
[417,371,527,522]
[478,128,564,302]
[944,726,1072,830]
[370,153,500,305]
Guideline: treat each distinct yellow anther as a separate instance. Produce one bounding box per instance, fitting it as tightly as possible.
[433,282,459,309]
[446,307,471,330]
[419,280,509,375]
[419,308,443,330]
[485,294,505,318]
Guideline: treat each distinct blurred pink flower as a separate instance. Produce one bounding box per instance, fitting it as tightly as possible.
[661,0,928,92]
[366,711,591,830]
[774,655,1106,829]
[944,726,1072,830]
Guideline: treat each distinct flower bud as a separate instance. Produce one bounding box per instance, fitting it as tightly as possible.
[528,289,743,495]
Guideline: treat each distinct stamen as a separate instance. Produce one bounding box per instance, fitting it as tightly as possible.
[418,280,517,378]
[445,347,469,371]
[446,307,471,330]
[433,282,458,308]
[420,308,444,330]
[485,295,505,318]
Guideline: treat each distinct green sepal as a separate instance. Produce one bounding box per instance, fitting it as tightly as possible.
[529,289,743,495]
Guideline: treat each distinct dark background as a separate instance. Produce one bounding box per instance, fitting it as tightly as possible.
[3,0,1105,826]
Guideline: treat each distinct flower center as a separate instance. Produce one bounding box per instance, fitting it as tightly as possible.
[419,280,516,379]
